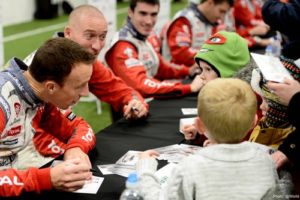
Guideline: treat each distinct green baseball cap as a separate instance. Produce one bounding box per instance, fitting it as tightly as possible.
[195,31,250,78]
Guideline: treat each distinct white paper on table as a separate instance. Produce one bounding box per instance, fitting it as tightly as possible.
[73,176,104,194]
[179,117,196,134]
[251,53,292,82]
[97,164,115,175]
[181,108,197,115]
[115,150,141,166]
[153,144,202,163]
[98,163,136,177]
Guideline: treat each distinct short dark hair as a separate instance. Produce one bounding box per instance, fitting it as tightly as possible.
[29,37,95,86]
[129,0,160,11]
[201,0,234,7]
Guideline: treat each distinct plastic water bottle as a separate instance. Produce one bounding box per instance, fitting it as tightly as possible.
[120,173,144,200]
[265,32,282,57]
[271,35,282,57]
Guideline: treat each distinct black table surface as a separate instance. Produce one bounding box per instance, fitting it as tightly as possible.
[6,95,198,200]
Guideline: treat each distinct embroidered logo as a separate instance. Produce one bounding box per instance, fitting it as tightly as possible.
[67,112,76,121]
[6,126,21,137]
[14,102,21,117]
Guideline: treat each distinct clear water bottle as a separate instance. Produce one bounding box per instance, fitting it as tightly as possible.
[120,173,144,200]
[271,34,282,57]
[265,44,273,56]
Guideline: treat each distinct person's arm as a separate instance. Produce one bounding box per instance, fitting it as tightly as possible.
[277,92,300,167]
[89,60,148,113]
[262,0,300,38]
[137,152,193,200]
[106,41,192,98]
[166,17,197,66]
[234,0,262,28]
[0,108,52,197]
[154,53,190,80]
[36,104,96,155]
[0,167,52,197]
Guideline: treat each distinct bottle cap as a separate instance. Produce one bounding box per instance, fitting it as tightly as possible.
[126,173,138,188]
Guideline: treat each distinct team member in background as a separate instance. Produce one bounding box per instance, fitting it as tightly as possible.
[233,0,272,48]
[161,0,233,66]
[105,0,204,98]
[0,38,95,196]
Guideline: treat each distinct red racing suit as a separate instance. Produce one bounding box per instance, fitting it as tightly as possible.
[105,19,192,98]
[162,3,217,66]
[234,0,264,47]
[0,58,96,196]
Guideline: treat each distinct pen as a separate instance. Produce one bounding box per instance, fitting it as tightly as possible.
[90,168,98,173]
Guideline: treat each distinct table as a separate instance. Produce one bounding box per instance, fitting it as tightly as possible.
[7,95,198,200]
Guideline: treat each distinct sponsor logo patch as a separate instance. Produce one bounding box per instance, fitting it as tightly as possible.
[67,112,76,121]
[14,102,21,117]
[2,139,18,145]
[6,126,21,137]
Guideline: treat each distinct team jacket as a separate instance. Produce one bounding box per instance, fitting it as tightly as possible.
[162,3,217,66]
[0,58,96,196]
[234,0,263,47]
[105,19,192,98]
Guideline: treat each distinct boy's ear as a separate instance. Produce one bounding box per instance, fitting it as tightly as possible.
[195,117,206,135]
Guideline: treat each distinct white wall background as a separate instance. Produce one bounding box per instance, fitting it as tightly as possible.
[0,0,88,26]
[1,0,35,26]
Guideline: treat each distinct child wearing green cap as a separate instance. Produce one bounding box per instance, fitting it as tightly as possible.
[136,78,281,200]
[183,30,254,140]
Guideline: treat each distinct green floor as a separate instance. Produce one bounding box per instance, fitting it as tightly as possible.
[2,1,188,133]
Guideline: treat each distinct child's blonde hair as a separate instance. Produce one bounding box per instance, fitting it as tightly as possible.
[198,78,257,143]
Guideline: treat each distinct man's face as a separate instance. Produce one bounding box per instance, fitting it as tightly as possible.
[128,2,159,36]
[206,1,230,24]
[65,14,108,56]
[50,63,93,109]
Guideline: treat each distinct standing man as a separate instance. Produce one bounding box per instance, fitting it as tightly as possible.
[162,0,233,66]
[0,38,95,196]
[105,0,203,98]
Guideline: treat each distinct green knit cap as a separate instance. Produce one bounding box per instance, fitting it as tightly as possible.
[195,31,250,78]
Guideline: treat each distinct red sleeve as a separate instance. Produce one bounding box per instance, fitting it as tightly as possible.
[166,17,197,66]
[34,104,96,154]
[106,41,191,98]
[89,60,147,112]
[155,53,190,80]
[234,0,263,34]
[0,108,5,135]
[0,167,51,197]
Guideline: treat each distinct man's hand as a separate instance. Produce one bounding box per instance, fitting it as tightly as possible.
[267,78,300,106]
[123,99,149,120]
[64,147,91,169]
[50,158,92,192]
